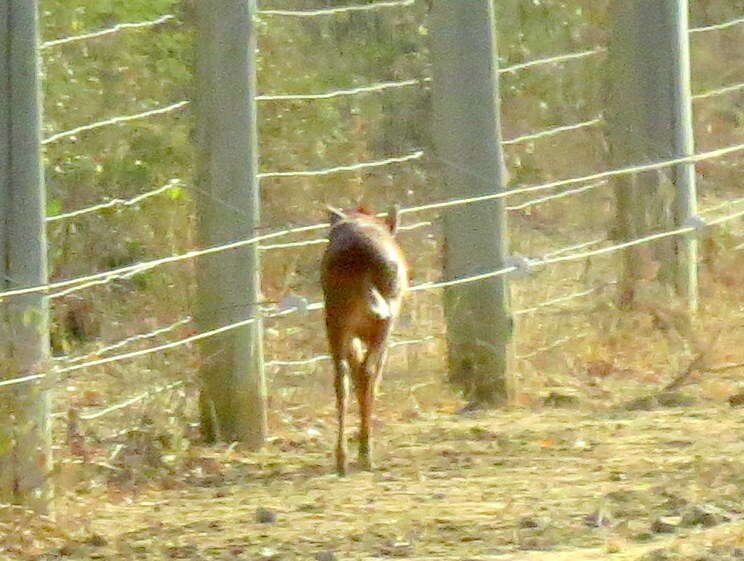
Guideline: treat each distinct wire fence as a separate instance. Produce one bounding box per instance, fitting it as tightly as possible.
[692,81,744,101]
[3,139,742,307]
[257,0,415,17]
[40,14,177,50]
[688,15,744,33]
[45,180,183,223]
[2,183,741,392]
[4,2,742,428]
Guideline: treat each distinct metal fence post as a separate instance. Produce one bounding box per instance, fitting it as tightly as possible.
[607,0,698,314]
[0,0,52,513]
[430,0,513,405]
[193,0,267,447]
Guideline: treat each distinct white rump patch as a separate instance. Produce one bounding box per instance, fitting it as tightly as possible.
[367,286,392,319]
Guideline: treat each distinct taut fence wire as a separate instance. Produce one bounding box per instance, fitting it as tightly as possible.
[3,2,741,429]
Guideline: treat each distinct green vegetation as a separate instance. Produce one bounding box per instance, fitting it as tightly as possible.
[4,0,740,558]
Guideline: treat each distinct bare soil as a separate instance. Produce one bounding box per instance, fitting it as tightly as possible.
[7,400,743,561]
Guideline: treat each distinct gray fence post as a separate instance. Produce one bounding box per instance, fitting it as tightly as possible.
[0,0,52,513]
[669,0,698,314]
[430,0,512,405]
[194,0,267,447]
[607,0,698,314]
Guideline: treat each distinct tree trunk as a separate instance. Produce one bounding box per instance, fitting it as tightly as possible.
[193,0,267,446]
[430,0,513,405]
[0,0,52,514]
[607,0,698,313]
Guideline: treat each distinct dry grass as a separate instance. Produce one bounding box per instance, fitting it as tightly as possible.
[8,205,738,557]
[24,2,744,558]
[11,179,744,561]
[8,402,744,560]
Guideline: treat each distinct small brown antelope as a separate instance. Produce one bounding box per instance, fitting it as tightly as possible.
[321,205,408,475]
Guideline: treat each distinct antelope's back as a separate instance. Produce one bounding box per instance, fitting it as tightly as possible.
[321,216,408,309]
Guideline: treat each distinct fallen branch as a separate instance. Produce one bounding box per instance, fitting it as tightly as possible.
[663,352,705,391]
[706,360,744,374]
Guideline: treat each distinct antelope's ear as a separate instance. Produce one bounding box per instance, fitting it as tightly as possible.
[385,204,400,235]
[327,206,345,226]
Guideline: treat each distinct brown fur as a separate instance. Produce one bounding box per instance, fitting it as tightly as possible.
[321,206,408,475]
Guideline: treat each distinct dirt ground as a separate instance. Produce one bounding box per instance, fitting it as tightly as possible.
[7,397,743,561]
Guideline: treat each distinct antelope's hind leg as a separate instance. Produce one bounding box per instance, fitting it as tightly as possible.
[328,323,352,477]
[333,360,350,476]
[357,320,394,471]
